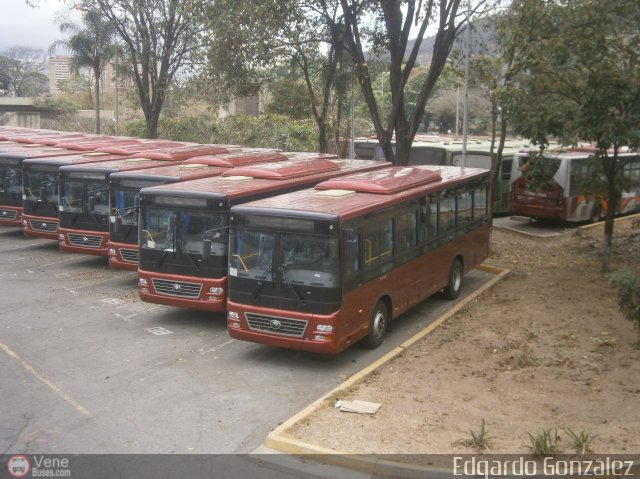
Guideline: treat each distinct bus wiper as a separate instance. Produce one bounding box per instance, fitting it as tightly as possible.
[158,215,177,270]
[249,264,273,302]
[280,263,306,309]
[177,238,201,273]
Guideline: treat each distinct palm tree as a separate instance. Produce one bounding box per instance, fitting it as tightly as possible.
[51,10,116,134]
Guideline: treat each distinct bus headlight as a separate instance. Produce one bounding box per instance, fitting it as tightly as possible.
[209,287,224,294]
[22,220,28,226]
[108,248,116,255]
[58,234,65,240]
[228,311,239,320]
[316,324,333,333]
[138,278,148,286]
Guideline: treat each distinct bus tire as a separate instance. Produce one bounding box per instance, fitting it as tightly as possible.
[443,258,463,300]
[364,301,389,349]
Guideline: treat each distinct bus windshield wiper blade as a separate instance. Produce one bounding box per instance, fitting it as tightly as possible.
[249,264,273,301]
[280,263,305,309]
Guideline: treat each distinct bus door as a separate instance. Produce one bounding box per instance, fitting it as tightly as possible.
[341,227,365,342]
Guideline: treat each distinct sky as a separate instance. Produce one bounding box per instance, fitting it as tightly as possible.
[0,0,78,54]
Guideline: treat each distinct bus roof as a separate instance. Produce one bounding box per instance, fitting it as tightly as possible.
[94,140,186,155]
[140,158,384,201]
[130,144,237,160]
[182,148,287,167]
[22,152,130,169]
[109,163,229,184]
[0,144,110,163]
[232,165,489,221]
[59,157,183,177]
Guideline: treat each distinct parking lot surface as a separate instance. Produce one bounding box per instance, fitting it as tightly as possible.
[0,227,493,454]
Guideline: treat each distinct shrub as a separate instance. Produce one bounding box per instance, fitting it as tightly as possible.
[609,270,640,346]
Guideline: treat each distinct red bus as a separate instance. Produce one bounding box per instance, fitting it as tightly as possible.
[23,151,134,239]
[108,148,287,270]
[56,144,225,256]
[226,165,490,354]
[20,139,191,239]
[511,147,640,222]
[0,140,128,227]
[137,156,385,312]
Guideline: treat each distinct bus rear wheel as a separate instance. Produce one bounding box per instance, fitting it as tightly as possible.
[442,259,463,300]
[364,301,389,349]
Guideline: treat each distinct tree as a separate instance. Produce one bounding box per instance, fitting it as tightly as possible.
[0,47,48,97]
[498,0,640,272]
[79,0,206,138]
[203,0,348,153]
[318,0,489,165]
[52,9,116,134]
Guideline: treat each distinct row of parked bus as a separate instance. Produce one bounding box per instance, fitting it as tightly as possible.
[353,136,640,222]
[1,127,636,354]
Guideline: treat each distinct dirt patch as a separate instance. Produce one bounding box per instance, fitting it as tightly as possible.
[286,217,640,456]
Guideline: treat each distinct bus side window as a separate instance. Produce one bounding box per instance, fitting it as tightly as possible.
[439,196,455,234]
[430,200,439,238]
[474,186,488,220]
[457,191,473,227]
[417,204,429,243]
[343,229,360,279]
[363,219,393,271]
[501,158,513,181]
[394,211,417,253]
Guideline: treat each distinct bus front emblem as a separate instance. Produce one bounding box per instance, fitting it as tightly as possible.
[82,236,88,243]
[173,284,181,292]
[270,320,282,330]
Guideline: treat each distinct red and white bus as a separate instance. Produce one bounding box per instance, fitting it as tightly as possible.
[108,148,287,270]
[137,156,385,312]
[226,165,490,354]
[56,143,225,256]
[511,147,640,222]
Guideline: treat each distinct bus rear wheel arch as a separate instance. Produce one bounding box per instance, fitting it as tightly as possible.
[442,257,463,300]
[363,299,390,349]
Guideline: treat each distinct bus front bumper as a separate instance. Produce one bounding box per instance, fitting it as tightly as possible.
[22,215,59,239]
[0,206,22,227]
[138,270,227,313]
[58,228,109,256]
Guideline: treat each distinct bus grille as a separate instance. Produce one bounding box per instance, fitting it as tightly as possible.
[119,248,139,263]
[151,278,202,298]
[67,233,103,248]
[29,219,57,232]
[245,313,307,337]
[0,209,17,220]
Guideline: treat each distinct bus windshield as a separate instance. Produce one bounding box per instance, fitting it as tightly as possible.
[111,188,140,226]
[0,165,22,204]
[230,229,340,288]
[61,180,109,214]
[141,207,226,258]
[24,171,58,203]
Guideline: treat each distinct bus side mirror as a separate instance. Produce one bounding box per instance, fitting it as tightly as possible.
[202,238,212,259]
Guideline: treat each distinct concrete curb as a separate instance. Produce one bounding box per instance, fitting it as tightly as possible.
[263,264,511,478]
[577,212,640,232]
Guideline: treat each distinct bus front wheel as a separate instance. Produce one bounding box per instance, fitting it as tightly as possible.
[442,259,463,300]
[364,301,389,349]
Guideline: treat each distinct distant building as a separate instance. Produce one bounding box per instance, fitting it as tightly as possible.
[47,55,123,96]
[47,55,74,95]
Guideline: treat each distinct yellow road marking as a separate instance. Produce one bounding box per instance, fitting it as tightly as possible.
[0,342,91,417]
